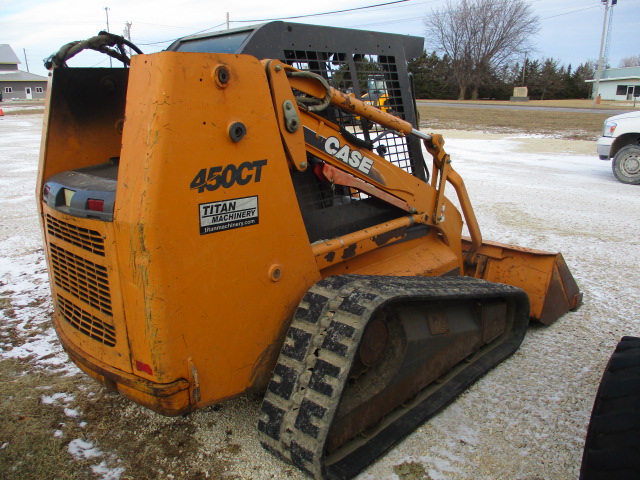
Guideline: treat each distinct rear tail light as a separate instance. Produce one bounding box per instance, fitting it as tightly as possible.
[87,199,105,212]
[135,361,153,376]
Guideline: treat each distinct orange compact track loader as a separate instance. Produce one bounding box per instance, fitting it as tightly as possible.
[37,24,582,479]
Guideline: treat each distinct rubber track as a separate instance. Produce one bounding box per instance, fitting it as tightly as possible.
[580,336,640,480]
[257,275,529,479]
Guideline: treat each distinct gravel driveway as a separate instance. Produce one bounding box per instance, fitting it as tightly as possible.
[1,113,638,480]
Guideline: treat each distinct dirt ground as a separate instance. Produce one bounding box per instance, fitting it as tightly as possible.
[420,98,634,109]
[1,109,639,480]
[417,105,612,141]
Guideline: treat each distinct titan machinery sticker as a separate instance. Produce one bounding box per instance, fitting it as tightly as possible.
[199,196,258,235]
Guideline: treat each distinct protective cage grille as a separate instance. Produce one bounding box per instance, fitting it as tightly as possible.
[57,295,116,347]
[286,50,411,165]
[286,50,414,213]
[50,243,112,316]
[45,214,105,256]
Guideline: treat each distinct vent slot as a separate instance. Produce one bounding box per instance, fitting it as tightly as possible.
[45,214,105,256]
[57,295,116,347]
[50,244,112,316]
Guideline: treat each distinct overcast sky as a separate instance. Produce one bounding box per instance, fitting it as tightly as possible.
[1,0,638,78]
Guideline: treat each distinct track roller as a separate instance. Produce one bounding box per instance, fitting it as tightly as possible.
[258,275,530,479]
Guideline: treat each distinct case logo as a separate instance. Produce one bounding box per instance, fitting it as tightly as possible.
[324,137,374,174]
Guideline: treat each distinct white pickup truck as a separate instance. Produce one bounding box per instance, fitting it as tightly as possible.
[597,111,640,184]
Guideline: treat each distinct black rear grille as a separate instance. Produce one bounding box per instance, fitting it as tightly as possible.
[57,295,116,347]
[45,214,105,256]
[284,49,415,239]
[50,244,112,316]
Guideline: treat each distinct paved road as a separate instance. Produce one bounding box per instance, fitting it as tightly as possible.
[3,98,632,115]
[416,100,635,115]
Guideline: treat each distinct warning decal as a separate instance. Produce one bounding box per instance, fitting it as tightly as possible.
[199,196,258,235]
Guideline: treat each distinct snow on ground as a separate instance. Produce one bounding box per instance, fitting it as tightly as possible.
[1,112,639,479]
[68,438,103,460]
[0,113,76,375]
[67,438,125,480]
[0,103,44,114]
[359,130,640,479]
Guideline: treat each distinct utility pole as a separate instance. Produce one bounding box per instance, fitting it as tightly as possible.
[604,0,615,64]
[123,21,132,56]
[105,6,112,67]
[23,49,30,73]
[593,0,617,105]
[226,12,230,30]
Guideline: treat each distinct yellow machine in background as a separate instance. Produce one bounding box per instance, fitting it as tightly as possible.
[362,75,391,112]
[37,25,581,479]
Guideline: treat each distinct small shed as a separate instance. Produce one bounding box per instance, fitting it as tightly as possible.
[0,44,48,101]
[586,66,640,101]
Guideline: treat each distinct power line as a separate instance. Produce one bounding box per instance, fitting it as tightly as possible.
[353,0,608,31]
[0,0,431,30]
[135,0,417,46]
[231,0,413,23]
[136,22,227,46]
[541,5,600,20]
[90,57,109,68]
[354,3,603,30]
[95,0,606,51]
[353,16,424,29]
[134,22,199,29]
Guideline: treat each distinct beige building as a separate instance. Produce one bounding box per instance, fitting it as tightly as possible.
[0,44,48,101]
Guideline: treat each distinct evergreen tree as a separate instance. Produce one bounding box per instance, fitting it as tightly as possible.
[538,59,562,100]
[407,48,600,101]
[408,51,457,99]
[573,61,596,99]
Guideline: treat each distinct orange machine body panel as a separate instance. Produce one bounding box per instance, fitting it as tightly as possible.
[111,52,326,408]
[37,52,468,414]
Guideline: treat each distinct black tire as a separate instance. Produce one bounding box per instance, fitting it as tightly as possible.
[611,145,640,185]
[580,336,640,480]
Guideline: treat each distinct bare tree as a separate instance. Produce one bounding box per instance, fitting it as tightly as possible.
[425,0,540,100]
[619,55,640,68]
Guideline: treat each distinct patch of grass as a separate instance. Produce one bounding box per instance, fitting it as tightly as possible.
[419,98,633,109]
[75,386,234,479]
[2,108,45,116]
[418,105,610,141]
[393,460,431,479]
[0,291,16,319]
[0,357,234,480]
[0,359,88,480]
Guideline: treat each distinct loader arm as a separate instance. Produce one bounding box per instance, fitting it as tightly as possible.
[264,60,466,272]
[265,59,581,323]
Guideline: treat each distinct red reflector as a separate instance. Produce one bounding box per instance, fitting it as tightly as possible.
[87,198,104,212]
[135,361,153,376]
